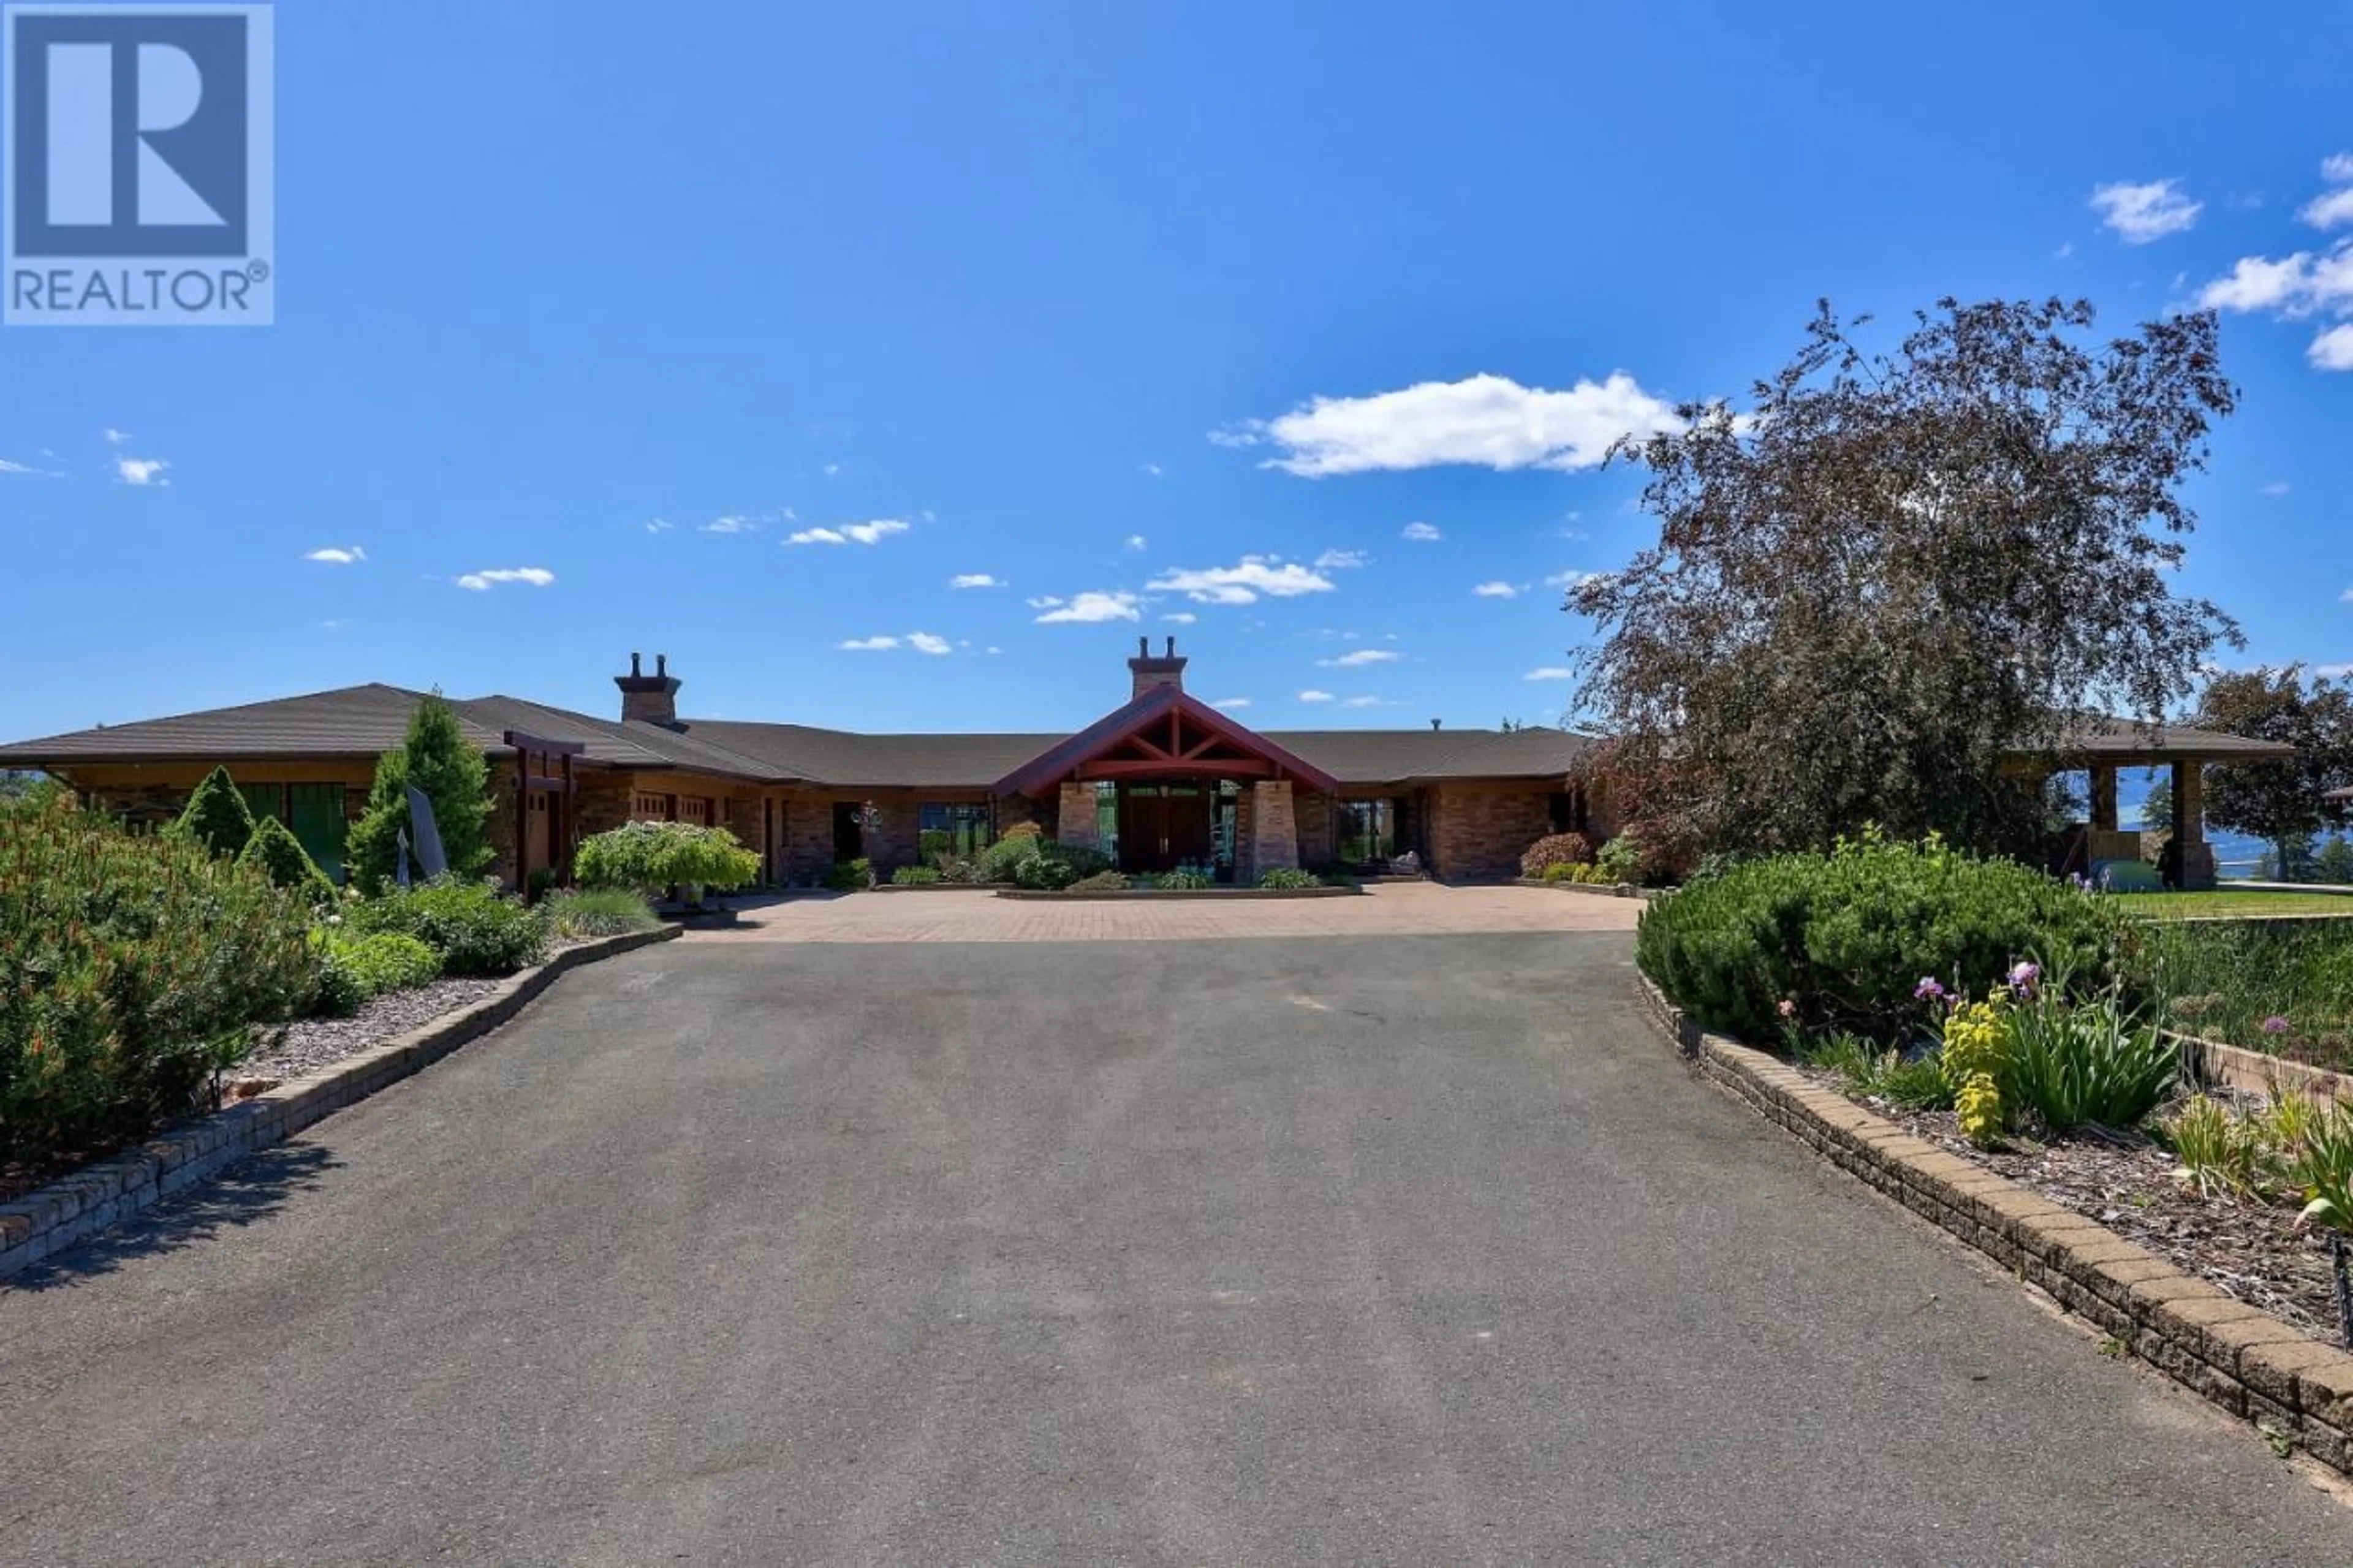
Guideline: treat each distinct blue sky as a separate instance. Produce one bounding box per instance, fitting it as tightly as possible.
[6,1,2352,743]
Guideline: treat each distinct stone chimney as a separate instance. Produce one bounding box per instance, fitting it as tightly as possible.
[1128,635,1187,700]
[615,651,683,728]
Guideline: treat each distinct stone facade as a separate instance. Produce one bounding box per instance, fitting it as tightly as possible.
[1427,782,1553,881]
[1237,779,1298,881]
[1294,789,1334,867]
[1056,781,1098,850]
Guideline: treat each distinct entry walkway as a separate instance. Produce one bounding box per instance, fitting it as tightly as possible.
[705,881,1647,942]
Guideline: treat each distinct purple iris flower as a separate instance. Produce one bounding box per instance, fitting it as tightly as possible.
[2263,1015,2292,1036]
[1915,977,1946,1002]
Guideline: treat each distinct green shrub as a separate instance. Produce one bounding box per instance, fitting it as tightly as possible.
[1001,820,1044,841]
[347,878,551,976]
[545,887,661,940]
[825,857,873,891]
[575,820,762,897]
[2159,1096,2269,1198]
[0,793,319,1168]
[172,764,255,859]
[345,694,497,892]
[1637,831,2137,1044]
[976,834,1041,883]
[238,813,334,903]
[310,930,444,1017]
[1520,832,1594,877]
[1156,866,1214,890]
[1594,831,1648,885]
[1542,861,1615,885]
[1258,867,1320,890]
[1067,869,1131,892]
[892,865,943,885]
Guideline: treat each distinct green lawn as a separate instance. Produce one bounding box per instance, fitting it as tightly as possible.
[2113,890,2353,921]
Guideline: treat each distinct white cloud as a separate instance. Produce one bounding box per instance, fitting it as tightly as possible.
[1162,612,1198,624]
[102,427,132,445]
[2313,324,2353,370]
[1125,534,1148,551]
[1544,569,1602,589]
[2260,481,2293,497]
[2055,241,2075,260]
[0,456,63,477]
[1211,697,1251,710]
[1140,463,1164,477]
[1036,591,1142,624]
[700,514,759,534]
[1340,696,1389,709]
[1229,372,1682,477]
[1146,555,1336,605]
[822,462,841,476]
[985,645,1002,655]
[455,566,555,591]
[1314,548,1371,570]
[1026,595,1064,609]
[1401,521,1442,541]
[1297,689,1335,703]
[1317,648,1400,668]
[645,518,675,533]
[786,518,909,546]
[1523,666,1575,681]
[304,545,366,565]
[1471,580,1525,598]
[114,456,169,487]
[2198,252,2328,312]
[2327,154,2353,184]
[2319,662,2353,679]
[907,631,952,655]
[2305,188,2353,231]
[2090,178,2201,243]
[950,573,1004,589]
[839,635,900,651]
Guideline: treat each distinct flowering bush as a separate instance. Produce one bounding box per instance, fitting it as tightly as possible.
[1520,833,1595,878]
[574,820,761,898]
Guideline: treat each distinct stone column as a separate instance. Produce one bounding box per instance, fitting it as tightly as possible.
[1056,781,1097,850]
[2088,764,2118,832]
[2172,759,2215,889]
[1247,779,1298,879]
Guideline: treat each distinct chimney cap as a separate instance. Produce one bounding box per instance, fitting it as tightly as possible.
[1431,718,1442,732]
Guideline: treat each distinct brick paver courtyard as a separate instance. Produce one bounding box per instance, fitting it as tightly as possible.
[697,882,1646,942]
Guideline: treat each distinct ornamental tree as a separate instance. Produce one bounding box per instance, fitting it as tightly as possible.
[346,694,496,892]
[1570,297,2241,860]
[2194,665,2353,880]
[574,820,761,898]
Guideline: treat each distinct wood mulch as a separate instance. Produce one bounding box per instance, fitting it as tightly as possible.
[1794,1064,2349,1345]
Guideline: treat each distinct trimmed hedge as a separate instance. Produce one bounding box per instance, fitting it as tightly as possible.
[238,814,333,903]
[1636,832,2139,1043]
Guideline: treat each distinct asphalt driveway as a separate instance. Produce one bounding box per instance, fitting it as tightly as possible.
[4,928,2350,1565]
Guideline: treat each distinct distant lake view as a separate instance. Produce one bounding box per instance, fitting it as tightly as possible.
[2111,770,2268,882]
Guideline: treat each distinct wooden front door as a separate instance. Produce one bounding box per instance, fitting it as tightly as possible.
[1118,786,1213,873]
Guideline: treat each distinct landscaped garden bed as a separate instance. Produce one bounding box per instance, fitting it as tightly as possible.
[1637,832,2353,1358]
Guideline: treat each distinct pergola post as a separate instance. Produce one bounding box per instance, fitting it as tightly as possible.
[2088,764,2118,833]
[2170,757,2215,890]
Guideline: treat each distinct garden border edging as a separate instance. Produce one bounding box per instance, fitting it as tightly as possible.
[1635,975,2353,1475]
[0,925,682,1282]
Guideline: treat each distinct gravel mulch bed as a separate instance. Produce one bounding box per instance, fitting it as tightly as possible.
[235,977,506,1085]
[1792,1062,2349,1345]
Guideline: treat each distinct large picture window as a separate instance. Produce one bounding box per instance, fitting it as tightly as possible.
[1334,797,1400,865]
[919,801,993,860]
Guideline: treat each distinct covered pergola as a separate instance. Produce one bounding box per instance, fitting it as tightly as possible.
[2051,719,2296,888]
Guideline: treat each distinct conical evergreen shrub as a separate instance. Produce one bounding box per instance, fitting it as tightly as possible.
[238,813,333,901]
[173,765,255,858]
[345,693,497,891]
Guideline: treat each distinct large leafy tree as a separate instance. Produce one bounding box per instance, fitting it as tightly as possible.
[346,694,497,890]
[1571,297,2241,859]
[2194,666,2353,880]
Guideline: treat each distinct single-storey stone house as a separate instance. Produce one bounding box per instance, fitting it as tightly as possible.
[0,641,1606,887]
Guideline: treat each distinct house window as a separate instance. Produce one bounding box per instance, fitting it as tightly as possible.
[832,801,865,860]
[1548,788,1588,835]
[234,780,348,882]
[1334,798,1401,865]
[632,792,673,820]
[918,801,992,860]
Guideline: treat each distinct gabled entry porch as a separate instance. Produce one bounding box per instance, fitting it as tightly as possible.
[995,640,1340,880]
